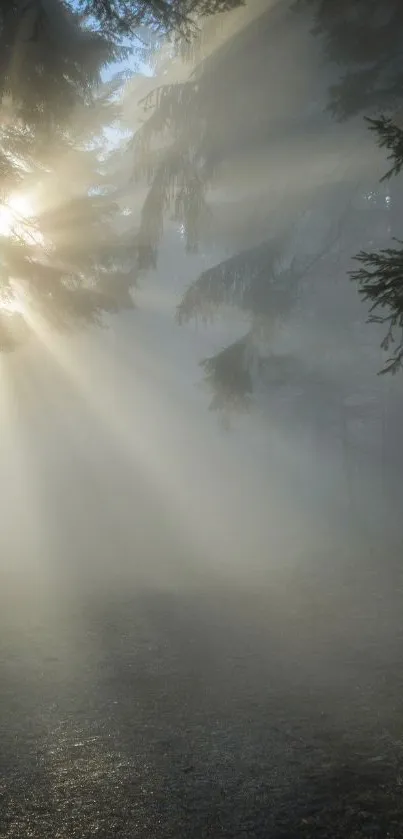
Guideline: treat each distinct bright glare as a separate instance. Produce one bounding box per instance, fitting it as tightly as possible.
[0,296,26,315]
[0,278,29,317]
[0,290,28,318]
[0,193,43,317]
[0,193,35,237]
[0,205,14,237]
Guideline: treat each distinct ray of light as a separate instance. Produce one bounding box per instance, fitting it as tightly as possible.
[18,304,336,593]
[0,192,35,235]
[0,351,64,625]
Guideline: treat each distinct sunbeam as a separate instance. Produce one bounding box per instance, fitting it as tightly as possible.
[2,3,403,838]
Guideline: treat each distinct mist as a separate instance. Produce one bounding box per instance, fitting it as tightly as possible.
[2,2,403,836]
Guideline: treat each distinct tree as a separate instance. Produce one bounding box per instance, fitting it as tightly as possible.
[128,3,373,413]
[294,0,403,119]
[130,1,285,269]
[351,116,403,374]
[0,0,243,350]
[176,238,303,411]
[130,0,403,419]
[0,0,123,338]
[297,2,403,373]
[0,15,134,348]
[75,0,244,39]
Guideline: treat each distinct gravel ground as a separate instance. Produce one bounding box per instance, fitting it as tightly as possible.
[2,569,403,839]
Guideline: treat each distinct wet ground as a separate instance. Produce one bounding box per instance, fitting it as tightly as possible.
[2,570,403,839]
[1,329,403,837]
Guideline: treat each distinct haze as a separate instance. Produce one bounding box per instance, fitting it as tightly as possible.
[1,2,403,836]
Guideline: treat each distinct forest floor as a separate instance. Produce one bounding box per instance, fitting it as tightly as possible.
[2,286,403,837]
[2,560,403,839]
[0,568,403,839]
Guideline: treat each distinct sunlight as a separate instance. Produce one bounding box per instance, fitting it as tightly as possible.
[0,192,43,249]
[0,193,34,236]
[17,305,294,590]
[9,193,34,219]
[0,196,41,321]
[0,349,60,619]
[0,204,14,237]
[0,282,29,318]
[0,298,26,315]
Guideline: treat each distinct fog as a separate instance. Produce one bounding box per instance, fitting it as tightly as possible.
[2,2,403,836]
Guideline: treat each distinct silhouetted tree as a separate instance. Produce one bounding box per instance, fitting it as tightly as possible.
[294,0,403,119]
[351,116,403,373]
[295,2,403,372]
[0,1,125,344]
[130,2,287,268]
[75,0,243,39]
[0,0,242,347]
[134,0,403,408]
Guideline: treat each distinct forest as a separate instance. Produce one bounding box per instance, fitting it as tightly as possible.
[1,2,403,838]
[2,2,403,439]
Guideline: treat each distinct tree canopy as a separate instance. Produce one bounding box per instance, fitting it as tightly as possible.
[350,117,403,374]
[299,0,403,374]
[2,0,403,408]
[128,0,403,416]
[0,0,243,348]
[295,0,403,118]
[0,4,129,348]
[75,0,243,38]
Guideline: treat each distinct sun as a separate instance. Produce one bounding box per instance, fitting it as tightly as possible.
[0,193,35,237]
[0,193,41,316]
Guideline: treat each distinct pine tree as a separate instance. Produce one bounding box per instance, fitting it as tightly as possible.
[350,116,403,374]
[110,0,403,423]
[0,10,134,349]
[0,3,108,345]
[293,1,403,375]
[294,0,403,119]
[75,0,244,39]
[127,3,353,411]
[176,240,290,412]
[131,76,217,269]
[0,0,242,350]
[129,1,277,269]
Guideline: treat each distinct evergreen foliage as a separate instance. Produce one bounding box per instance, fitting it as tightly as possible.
[76,0,243,39]
[201,335,253,413]
[349,117,403,374]
[0,0,241,346]
[295,0,403,118]
[366,115,403,180]
[295,2,403,376]
[131,79,212,268]
[351,243,403,374]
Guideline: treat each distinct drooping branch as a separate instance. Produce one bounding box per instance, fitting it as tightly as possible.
[350,242,403,374]
[75,0,244,39]
[136,142,210,268]
[294,0,403,119]
[177,239,286,323]
[201,332,253,412]
[366,115,403,180]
